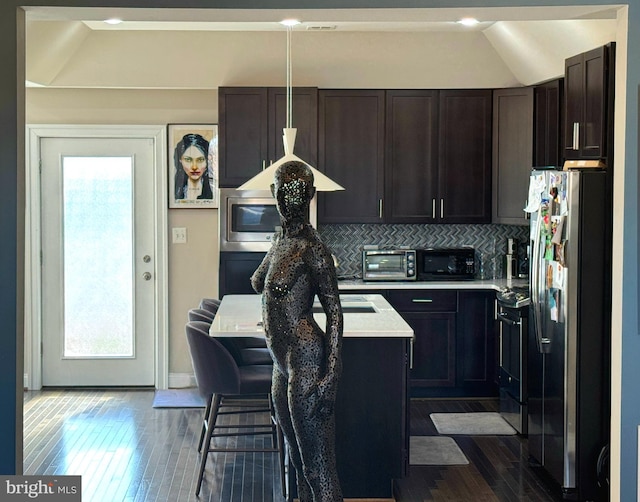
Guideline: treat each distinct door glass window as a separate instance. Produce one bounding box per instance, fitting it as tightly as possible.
[62,156,134,358]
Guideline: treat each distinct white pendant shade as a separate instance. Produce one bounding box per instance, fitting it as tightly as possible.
[237,128,345,192]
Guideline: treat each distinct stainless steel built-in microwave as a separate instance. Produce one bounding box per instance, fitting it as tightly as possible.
[219,188,317,252]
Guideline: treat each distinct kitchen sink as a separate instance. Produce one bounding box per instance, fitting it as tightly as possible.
[311,295,377,313]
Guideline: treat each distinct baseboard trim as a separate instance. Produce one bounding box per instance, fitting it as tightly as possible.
[25,372,195,390]
[168,372,196,388]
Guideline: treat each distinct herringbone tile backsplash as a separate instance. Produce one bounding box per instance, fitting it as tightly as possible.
[318,223,529,279]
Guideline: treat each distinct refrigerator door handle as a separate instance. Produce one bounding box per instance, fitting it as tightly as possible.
[530,191,550,354]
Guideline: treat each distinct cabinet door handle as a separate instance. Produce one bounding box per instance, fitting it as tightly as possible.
[262,160,266,171]
[440,199,444,219]
[498,321,503,366]
[432,199,436,219]
[573,122,580,150]
[412,299,433,303]
[409,337,414,370]
[379,199,383,218]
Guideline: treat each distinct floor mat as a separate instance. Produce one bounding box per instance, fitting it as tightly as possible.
[410,436,469,465]
[152,388,205,408]
[429,412,517,435]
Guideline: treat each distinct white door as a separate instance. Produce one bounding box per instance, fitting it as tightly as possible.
[40,137,156,386]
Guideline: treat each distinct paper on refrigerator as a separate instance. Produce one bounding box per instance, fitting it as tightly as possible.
[524,174,546,213]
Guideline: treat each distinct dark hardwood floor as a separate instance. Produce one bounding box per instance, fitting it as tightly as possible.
[23,389,565,501]
[396,398,564,502]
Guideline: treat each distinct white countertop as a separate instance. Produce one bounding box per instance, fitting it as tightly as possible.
[209,293,414,339]
[336,278,528,291]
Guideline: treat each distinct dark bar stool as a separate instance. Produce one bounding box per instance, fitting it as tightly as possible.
[185,320,286,497]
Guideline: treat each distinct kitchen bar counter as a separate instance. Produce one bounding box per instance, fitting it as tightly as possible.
[209,294,411,499]
[210,293,414,339]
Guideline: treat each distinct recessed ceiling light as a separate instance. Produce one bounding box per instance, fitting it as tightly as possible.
[280,19,301,27]
[457,17,480,27]
[104,18,123,25]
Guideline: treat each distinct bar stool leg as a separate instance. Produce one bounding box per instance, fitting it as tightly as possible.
[196,393,222,496]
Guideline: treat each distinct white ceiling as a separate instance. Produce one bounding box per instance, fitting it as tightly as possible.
[24,5,622,90]
[25,5,621,31]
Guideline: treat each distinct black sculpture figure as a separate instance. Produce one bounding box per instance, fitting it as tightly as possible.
[251,161,344,502]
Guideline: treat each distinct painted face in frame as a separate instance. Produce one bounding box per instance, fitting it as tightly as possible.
[180,145,207,181]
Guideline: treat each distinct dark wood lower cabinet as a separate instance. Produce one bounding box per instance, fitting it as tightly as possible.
[288,336,409,499]
[385,288,497,398]
[403,311,456,387]
[457,290,498,396]
[218,252,265,297]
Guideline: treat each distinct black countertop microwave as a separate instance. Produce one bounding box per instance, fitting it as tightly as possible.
[416,248,476,281]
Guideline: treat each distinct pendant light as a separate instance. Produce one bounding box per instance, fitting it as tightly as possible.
[237,20,344,192]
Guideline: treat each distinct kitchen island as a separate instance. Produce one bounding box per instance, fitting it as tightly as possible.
[210,294,413,500]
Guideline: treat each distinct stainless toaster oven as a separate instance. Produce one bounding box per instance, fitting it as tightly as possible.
[362,249,416,281]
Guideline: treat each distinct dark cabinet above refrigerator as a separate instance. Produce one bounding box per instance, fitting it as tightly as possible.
[563,43,615,162]
[533,78,563,168]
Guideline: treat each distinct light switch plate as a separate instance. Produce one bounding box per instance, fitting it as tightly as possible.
[172,227,187,244]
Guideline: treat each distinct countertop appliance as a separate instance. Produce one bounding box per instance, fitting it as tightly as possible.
[362,248,416,281]
[496,286,529,435]
[415,247,475,281]
[219,188,317,252]
[218,188,316,297]
[527,169,610,501]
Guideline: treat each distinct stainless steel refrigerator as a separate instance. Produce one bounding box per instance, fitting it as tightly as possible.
[526,168,610,501]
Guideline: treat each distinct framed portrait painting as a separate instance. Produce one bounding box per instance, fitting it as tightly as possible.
[168,124,218,208]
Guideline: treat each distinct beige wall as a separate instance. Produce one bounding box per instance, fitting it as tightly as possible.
[27,88,220,378]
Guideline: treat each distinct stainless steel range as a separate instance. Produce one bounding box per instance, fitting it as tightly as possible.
[496,286,529,435]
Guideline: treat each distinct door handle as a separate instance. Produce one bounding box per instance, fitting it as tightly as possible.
[440,199,444,219]
[432,199,436,219]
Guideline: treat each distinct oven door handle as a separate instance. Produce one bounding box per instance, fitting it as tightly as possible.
[497,312,521,326]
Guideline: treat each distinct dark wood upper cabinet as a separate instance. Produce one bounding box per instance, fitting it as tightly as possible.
[563,43,615,162]
[385,90,439,223]
[438,90,493,223]
[492,87,534,225]
[267,87,318,167]
[385,90,491,224]
[218,86,318,187]
[533,78,563,168]
[317,89,385,223]
[219,86,492,224]
[218,87,268,187]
